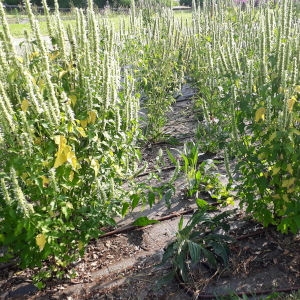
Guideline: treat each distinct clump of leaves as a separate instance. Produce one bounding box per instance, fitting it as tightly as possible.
[155,207,235,287]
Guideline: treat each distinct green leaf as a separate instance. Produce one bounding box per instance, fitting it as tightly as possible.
[156,241,177,267]
[154,267,177,289]
[121,202,130,217]
[178,216,184,231]
[166,148,177,166]
[132,216,160,226]
[148,192,155,208]
[180,210,208,237]
[196,198,208,208]
[36,281,45,290]
[212,209,236,223]
[188,241,201,263]
[130,194,140,210]
[209,241,229,267]
[176,243,189,281]
[201,246,217,267]
[163,189,173,209]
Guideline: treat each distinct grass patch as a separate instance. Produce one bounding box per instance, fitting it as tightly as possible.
[2,11,192,38]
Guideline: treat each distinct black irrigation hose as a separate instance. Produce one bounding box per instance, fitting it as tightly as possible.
[175,227,300,299]
[0,263,15,271]
[95,204,220,239]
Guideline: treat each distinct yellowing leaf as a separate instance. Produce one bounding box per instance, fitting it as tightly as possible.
[59,70,68,79]
[40,175,49,187]
[282,177,296,188]
[205,185,213,191]
[29,52,39,60]
[16,57,23,63]
[39,79,45,89]
[36,234,46,251]
[282,204,287,212]
[282,194,289,202]
[21,173,29,180]
[66,202,73,209]
[287,187,295,193]
[67,151,77,169]
[272,194,280,199]
[272,167,281,175]
[21,100,30,112]
[25,179,32,185]
[288,97,296,112]
[34,137,42,145]
[69,170,74,181]
[80,119,88,128]
[54,135,67,158]
[287,164,293,175]
[78,240,84,251]
[77,127,87,137]
[258,153,266,160]
[271,73,278,80]
[91,159,99,176]
[87,111,97,124]
[68,95,77,106]
[226,197,234,205]
[264,172,269,178]
[63,145,72,156]
[255,107,266,122]
[54,153,67,168]
[48,52,60,61]
[295,85,300,93]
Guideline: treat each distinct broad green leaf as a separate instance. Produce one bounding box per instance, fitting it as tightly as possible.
[154,267,177,289]
[201,247,217,267]
[132,216,159,226]
[188,241,201,263]
[130,194,140,210]
[176,244,189,281]
[121,202,130,217]
[148,192,155,208]
[163,189,173,209]
[196,198,208,208]
[156,241,177,267]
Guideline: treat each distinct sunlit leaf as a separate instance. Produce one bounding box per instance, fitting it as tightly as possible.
[78,240,84,251]
[91,159,99,176]
[21,100,29,112]
[255,107,266,122]
[288,97,296,112]
[40,175,49,187]
[132,216,159,226]
[77,127,87,137]
[36,234,46,251]
[272,167,281,175]
[68,95,77,106]
[282,178,295,188]
[54,153,67,168]
[87,111,97,124]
